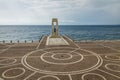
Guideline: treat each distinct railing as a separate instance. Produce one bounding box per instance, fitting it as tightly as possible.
[64,34,116,42]
[39,35,42,42]
[73,40,120,42]
[0,40,39,44]
[64,34,74,42]
[0,35,45,44]
[1,35,118,44]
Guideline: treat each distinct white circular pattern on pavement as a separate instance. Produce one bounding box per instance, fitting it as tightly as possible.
[2,67,25,78]
[0,77,4,80]
[105,63,120,72]
[82,73,106,80]
[105,55,120,61]
[41,52,83,65]
[37,75,60,80]
[22,47,103,75]
[51,53,73,60]
[0,58,17,65]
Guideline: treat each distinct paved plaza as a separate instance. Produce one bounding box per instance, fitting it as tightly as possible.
[0,36,120,80]
[46,36,69,45]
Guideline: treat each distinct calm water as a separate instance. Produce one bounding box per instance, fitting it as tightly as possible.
[0,25,120,42]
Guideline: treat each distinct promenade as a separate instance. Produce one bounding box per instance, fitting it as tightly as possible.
[0,35,120,80]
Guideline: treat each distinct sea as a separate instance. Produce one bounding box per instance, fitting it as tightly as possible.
[0,25,120,42]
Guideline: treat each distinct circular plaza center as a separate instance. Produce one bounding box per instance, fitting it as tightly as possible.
[22,47,103,75]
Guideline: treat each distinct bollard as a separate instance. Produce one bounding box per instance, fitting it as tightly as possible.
[25,40,26,43]
[3,40,5,43]
[17,40,19,43]
[10,40,12,43]
[31,40,33,43]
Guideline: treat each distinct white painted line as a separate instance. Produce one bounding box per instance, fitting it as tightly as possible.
[68,74,73,80]
[21,47,103,75]
[99,44,120,52]
[40,51,83,65]
[0,56,23,58]
[36,36,45,49]
[46,36,49,45]
[61,37,69,45]
[105,55,120,61]
[64,35,73,42]
[68,48,80,54]
[0,58,17,65]
[0,56,45,58]
[51,53,73,60]
[105,63,120,72]
[0,63,21,68]
[2,67,25,78]
[99,53,120,56]
[104,59,120,62]
[24,72,36,80]
[0,77,4,80]
[72,42,80,48]
[98,69,120,79]
[82,73,106,80]
[0,44,17,54]
[64,36,80,48]
[37,75,60,80]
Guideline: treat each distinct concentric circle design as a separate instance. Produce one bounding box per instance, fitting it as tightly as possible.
[22,47,103,75]
[82,73,106,80]
[105,63,120,72]
[41,52,83,65]
[2,67,25,78]
[0,58,17,65]
[51,53,72,60]
[37,75,60,80]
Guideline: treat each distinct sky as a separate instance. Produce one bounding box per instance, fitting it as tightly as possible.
[0,0,120,25]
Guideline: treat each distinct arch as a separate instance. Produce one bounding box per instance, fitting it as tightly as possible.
[51,18,59,38]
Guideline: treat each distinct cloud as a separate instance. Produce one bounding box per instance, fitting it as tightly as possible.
[0,0,120,25]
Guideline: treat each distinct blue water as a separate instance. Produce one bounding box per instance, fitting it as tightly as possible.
[0,25,120,42]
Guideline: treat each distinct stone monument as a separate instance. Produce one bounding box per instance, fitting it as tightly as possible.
[46,18,69,45]
[50,18,59,38]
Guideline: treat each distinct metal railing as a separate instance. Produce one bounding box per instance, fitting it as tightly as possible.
[64,34,74,42]
[0,40,39,44]
[0,35,46,44]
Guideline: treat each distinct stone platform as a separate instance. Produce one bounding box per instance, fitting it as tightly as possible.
[0,36,120,80]
[46,36,69,45]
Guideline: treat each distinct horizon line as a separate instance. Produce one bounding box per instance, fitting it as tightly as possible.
[0,24,120,26]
